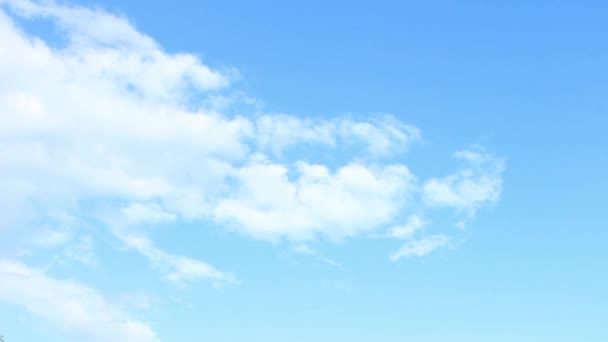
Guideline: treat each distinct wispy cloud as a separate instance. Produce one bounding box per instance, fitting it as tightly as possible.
[64,235,98,265]
[292,243,342,267]
[0,259,159,341]
[387,214,427,239]
[423,146,504,216]
[255,114,420,157]
[390,235,452,260]
[118,233,234,286]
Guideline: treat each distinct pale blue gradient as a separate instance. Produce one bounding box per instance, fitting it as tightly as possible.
[1,1,607,341]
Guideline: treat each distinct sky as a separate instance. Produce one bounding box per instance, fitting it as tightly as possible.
[0,0,607,341]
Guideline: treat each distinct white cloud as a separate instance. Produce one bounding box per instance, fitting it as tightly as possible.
[292,243,342,267]
[0,259,159,342]
[0,0,504,288]
[2,0,229,96]
[255,114,420,157]
[0,0,424,248]
[338,116,421,156]
[390,235,451,260]
[423,147,504,215]
[388,214,426,239]
[118,233,233,285]
[255,114,336,153]
[214,156,416,241]
[0,0,246,278]
[0,1,508,340]
[320,257,342,268]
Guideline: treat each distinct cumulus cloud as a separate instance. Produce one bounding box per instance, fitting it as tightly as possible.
[0,0,248,273]
[0,0,505,260]
[0,259,159,342]
[214,156,416,241]
[0,0,426,245]
[0,0,506,256]
[2,0,229,96]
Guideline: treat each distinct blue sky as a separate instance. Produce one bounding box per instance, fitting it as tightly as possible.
[0,0,607,341]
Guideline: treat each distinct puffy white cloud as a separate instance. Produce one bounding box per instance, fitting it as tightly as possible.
[0,0,503,289]
[0,259,159,342]
[2,0,229,97]
[0,0,247,278]
[0,1,507,340]
[214,156,416,241]
[0,0,424,247]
